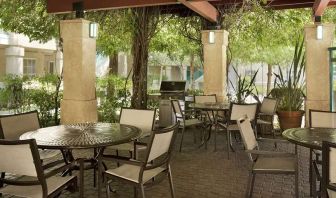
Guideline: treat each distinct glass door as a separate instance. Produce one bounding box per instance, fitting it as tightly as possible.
[329,47,336,111]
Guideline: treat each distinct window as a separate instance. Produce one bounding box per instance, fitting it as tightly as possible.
[23,58,36,76]
[49,61,55,74]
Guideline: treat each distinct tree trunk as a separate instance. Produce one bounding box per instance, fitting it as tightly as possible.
[109,52,118,75]
[130,7,159,109]
[190,53,195,90]
[266,63,273,95]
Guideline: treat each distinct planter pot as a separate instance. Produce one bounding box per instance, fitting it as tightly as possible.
[277,110,304,130]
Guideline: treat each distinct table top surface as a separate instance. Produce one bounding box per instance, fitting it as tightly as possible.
[282,127,336,150]
[20,123,141,149]
[189,102,229,110]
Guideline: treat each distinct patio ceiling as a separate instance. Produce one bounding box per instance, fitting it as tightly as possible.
[47,0,336,22]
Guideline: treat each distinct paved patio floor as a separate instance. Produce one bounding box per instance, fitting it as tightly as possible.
[57,127,312,198]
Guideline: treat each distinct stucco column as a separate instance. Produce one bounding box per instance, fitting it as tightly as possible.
[305,23,335,125]
[5,46,24,75]
[201,30,229,102]
[60,19,98,124]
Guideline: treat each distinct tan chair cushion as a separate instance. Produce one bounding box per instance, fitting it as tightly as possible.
[183,119,203,127]
[39,149,62,160]
[253,156,296,173]
[0,175,75,198]
[328,189,336,198]
[105,164,165,183]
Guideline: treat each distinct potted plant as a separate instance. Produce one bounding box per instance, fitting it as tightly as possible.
[271,38,305,130]
[229,66,259,104]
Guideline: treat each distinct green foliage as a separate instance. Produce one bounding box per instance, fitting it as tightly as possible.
[0,0,59,42]
[96,75,132,123]
[0,74,62,127]
[271,38,305,111]
[229,67,259,104]
[1,75,32,112]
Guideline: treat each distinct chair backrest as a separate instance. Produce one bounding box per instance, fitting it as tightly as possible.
[0,139,43,178]
[309,109,336,128]
[119,108,156,137]
[322,141,336,198]
[194,94,217,104]
[237,116,258,155]
[144,123,179,164]
[0,111,40,140]
[260,97,278,115]
[171,100,183,119]
[230,103,258,121]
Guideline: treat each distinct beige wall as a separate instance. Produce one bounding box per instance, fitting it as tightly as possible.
[24,50,56,76]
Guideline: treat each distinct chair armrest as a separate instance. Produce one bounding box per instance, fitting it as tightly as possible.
[101,154,144,166]
[245,150,295,157]
[44,159,80,179]
[257,138,290,144]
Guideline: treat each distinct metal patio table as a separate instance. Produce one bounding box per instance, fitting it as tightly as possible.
[20,123,141,198]
[189,102,229,150]
[283,127,336,197]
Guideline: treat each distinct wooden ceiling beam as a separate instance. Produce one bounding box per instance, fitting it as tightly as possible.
[313,0,331,16]
[177,0,219,22]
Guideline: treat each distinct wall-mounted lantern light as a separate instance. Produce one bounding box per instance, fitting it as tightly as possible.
[89,22,98,38]
[209,31,215,44]
[316,24,323,40]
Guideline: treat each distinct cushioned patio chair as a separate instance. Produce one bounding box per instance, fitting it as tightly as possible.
[104,108,156,159]
[194,94,218,121]
[171,100,204,152]
[218,103,257,159]
[309,109,336,196]
[322,141,336,198]
[237,115,298,198]
[0,111,62,164]
[101,123,179,198]
[256,97,278,137]
[0,139,78,198]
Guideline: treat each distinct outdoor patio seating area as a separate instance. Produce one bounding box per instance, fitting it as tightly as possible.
[51,129,310,198]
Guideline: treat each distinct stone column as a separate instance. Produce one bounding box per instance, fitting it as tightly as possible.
[5,46,24,75]
[60,19,98,124]
[305,23,335,125]
[55,48,63,75]
[201,30,229,102]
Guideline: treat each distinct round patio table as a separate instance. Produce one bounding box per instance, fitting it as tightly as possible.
[189,102,229,151]
[20,123,141,198]
[283,127,336,197]
[282,127,336,150]
[189,102,229,111]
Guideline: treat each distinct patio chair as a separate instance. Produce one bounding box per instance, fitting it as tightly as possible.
[0,111,62,163]
[101,123,179,198]
[309,109,336,196]
[103,108,156,159]
[0,139,78,198]
[218,103,258,159]
[322,141,336,198]
[237,115,298,198]
[256,97,278,137]
[194,94,218,121]
[171,99,205,152]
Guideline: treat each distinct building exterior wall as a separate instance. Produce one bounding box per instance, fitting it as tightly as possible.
[0,30,58,77]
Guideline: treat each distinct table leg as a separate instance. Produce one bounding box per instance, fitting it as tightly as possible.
[79,158,84,198]
[97,147,105,198]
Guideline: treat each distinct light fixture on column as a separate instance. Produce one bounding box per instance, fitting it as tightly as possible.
[209,31,215,44]
[315,16,323,40]
[89,22,98,38]
[316,24,323,40]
